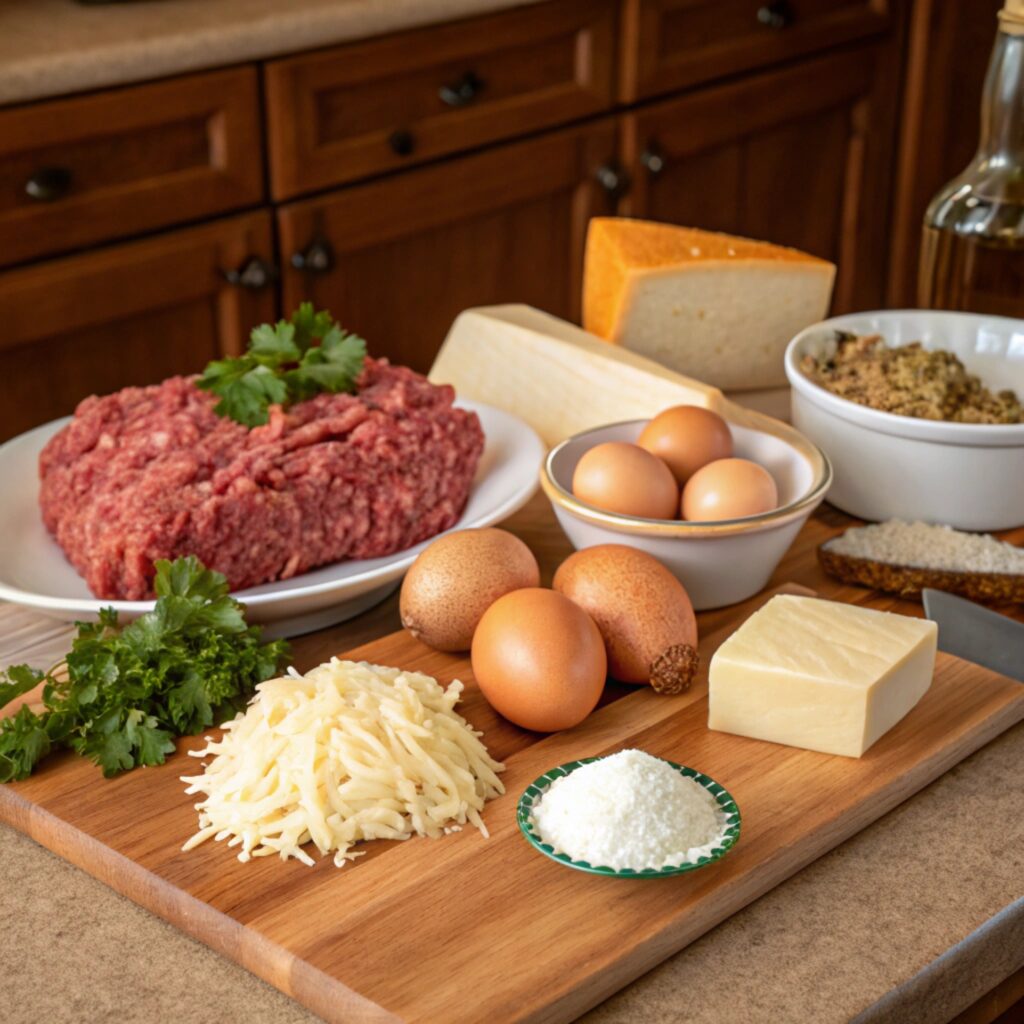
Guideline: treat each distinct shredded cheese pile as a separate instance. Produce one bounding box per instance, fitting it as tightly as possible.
[181,659,505,867]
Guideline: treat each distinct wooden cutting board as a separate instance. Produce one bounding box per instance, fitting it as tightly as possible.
[2,583,1023,1024]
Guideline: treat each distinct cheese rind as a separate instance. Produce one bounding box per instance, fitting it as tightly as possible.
[583,218,836,391]
[708,595,937,758]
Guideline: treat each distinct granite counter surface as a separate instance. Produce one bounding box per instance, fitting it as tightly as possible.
[0,0,544,106]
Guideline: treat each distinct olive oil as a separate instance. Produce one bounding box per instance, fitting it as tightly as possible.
[919,227,1024,317]
[919,1,1024,316]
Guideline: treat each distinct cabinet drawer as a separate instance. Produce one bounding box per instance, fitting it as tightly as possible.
[621,0,889,100]
[0,67,264,269]
[264,0,615,199]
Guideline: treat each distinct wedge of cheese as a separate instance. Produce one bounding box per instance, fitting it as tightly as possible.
[708,595,937,758]
[583,218,836,391]
[430,304,725,447]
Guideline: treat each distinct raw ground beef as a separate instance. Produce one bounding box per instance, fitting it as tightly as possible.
[39,359,484,600]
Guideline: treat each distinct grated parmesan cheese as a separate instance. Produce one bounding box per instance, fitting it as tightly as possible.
[826,520,1024,575]
[530,749,725,871]
[180,659,504,867]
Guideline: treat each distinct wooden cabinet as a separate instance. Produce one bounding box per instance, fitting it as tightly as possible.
[265,0,616,199]
[0,0,917,438]
[0,68,264,269]
[277,120,619,372]
[620,0,890,100]
[618,44,900,311]
[0,212,275,440]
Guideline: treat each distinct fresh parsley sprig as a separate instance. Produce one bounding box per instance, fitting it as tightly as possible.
[198,303,367,427]
[0,557,290,781]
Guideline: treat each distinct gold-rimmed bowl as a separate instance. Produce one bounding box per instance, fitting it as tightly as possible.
[539,409,831,609]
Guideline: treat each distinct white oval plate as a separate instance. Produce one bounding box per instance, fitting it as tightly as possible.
[0,400,543,636]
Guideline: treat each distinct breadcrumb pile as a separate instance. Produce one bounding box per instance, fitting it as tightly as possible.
[801,332,1023,423]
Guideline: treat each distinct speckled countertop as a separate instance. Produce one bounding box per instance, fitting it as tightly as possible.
[0,0,543,106]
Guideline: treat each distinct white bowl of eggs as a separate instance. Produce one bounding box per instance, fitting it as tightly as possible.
[539,405,832,610]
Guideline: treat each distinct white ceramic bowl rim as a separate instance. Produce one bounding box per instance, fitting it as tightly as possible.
[540,418,832,539]
[785,310,1024,448]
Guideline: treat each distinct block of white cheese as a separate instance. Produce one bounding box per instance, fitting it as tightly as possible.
[430,304,725,447]
[583,218,836,391]
[708,595,937,758]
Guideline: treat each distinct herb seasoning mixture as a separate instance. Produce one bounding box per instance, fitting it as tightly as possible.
[800,332,1023,424]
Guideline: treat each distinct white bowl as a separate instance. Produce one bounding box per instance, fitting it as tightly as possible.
[539,418,831,610]
[785,310,1024,531]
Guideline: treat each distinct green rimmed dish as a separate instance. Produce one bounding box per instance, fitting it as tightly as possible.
[517,755,741,878]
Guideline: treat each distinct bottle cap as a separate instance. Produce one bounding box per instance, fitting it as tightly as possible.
[1001,0,1024,33]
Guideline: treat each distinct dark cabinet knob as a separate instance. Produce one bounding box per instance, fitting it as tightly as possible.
[595,162,630,199]
[389,129,416,157]
[290,239,334,274]
[439,71,484,108]
[224,257,277,290]
[25,166,72,202]
[640,146,665,176]
[757,0,794,30]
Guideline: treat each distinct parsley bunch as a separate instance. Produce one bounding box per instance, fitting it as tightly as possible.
[198,303,367,427]
[0,557,289,781]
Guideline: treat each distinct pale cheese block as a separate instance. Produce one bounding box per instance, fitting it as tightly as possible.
[708,595,937,758]
[430,304,725,447]
[583,218,836,392]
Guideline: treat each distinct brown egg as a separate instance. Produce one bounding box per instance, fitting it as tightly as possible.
[471,588,606,732]
[681,458,779,522]
[637,405,734,485]
[553,545,699,694]
[400,528,540,651]
[572,442,678,520]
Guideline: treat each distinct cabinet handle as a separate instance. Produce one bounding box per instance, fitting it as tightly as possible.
[25,166,72,202]
[595,162,630,199]
[640,146,666,176]
[439,71,484,108]
[757,0,794,30]
[290,239,334,274]
[224,257,278,290]
[389,129,416,157]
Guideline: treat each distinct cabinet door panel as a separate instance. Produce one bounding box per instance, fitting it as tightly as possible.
[0,212,275,440]
[639,148,743,235]
[620,45,897,311]
[741,108,853,258]
[278,121,618,373]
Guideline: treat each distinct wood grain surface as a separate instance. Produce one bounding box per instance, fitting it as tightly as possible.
[2,497,1023,1024]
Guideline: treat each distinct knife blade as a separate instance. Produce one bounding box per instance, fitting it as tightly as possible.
[922,588,1024,683]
